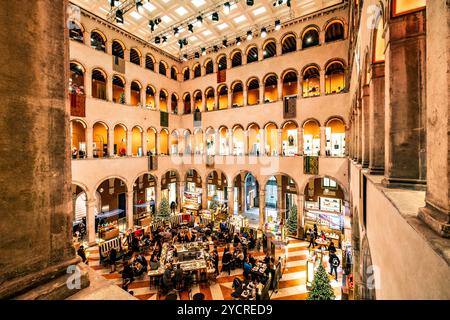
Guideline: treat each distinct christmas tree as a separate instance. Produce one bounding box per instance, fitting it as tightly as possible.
[156,197,171,222]
[119,93,126,104]
[286,205,298,235]
[307,264,335,300]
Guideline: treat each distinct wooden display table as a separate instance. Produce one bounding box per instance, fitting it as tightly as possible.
[100,228,119,240]
[138,216,151,227]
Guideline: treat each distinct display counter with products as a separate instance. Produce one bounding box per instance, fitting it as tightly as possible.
[304,209,343,246]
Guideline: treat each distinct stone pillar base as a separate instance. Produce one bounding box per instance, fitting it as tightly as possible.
[418,205,450,238]
[367,166,384,175]
[381,178,427,191]
[2,258,89,300]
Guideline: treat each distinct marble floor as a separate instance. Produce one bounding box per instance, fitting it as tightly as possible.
[85,238,343,300]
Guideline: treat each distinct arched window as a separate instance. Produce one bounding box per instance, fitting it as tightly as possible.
[193,91,202,111]
[90,31,106,52]
[112,75,125,103]
[193,64,201,78]
[282,121,298,156]
[93,122,108,158]
[232,125,245,156]
[170,67,178,80]
[217,85,228,110]
[264,123,278,156]
[231,82,243,108]
[71,120,87,159]
[130,81,141,106]
[325,61,345,94]
[114,124,127,156]
[160,129,169,155]
[247,78,260,105]
[217,55,227,71]
[282,71,298,97]
[130,48,141,65]
[145,85,156,109]
[302,66,320,97]
[170,130,179,155]
[159,61,167,76]
[183,93,191,114]
[247,123,260,156]
[205,60,214,74]
[231,50,242,67]
[325,118,346,156]
[159,90,168,112]
[112,40,125,59]
[325,21,345,42]
[303,119,321,155]
[205,88,215,111]
[91,69,106,100]
[69,21,83,43]
[145,54,155,71]
[247,46,258,63]
[147,128,157,154]
[264,74,278,103]
[263,40,276,59]
[302,27,320,49]
[281,33,297,54]
[373,17,385,63]
[69,63,85,94]
[171,93,178,114]
[183,68,190,81]
[131,126,143,156]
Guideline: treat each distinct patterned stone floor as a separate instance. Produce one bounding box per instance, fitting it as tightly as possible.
[85,238,342,300]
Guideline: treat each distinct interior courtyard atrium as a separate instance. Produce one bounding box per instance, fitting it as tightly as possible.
[0,0,449,301]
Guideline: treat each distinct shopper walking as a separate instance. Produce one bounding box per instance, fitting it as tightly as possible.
[307,228,315,248]
[329,252,340,281]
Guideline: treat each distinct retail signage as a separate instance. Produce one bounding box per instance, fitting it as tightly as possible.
[194,109,202,127]
[217,69,226,83]
[319,197,342,213]
[283,96,297,119]
[304,156,319,174]
[70,93,86,117]
[160,111,169,127]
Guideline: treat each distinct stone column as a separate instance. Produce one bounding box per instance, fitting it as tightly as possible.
[277,181,283,223]
[418,0,450,237]
[155,91,160,111]
[127,191,134,230]
[320,70,326,96]
[240,177,246,214]
[156,131,161,155]
[85,69,92,98]
[298,128,304,155]
[277,81,283,101]
[361,85,370,167]
[320,126,327,156]
[382,10,426,190]
[156,179,162,210]
[202,181,208,210]
[228,128,234,155]
[86,126,93,158]
[0,0,88,299]
[260,130,266,156]
[106,75,113,102]
[259,189,266,228]
[179,181,185,212]
[142,129,147,156]
[126,128,132,156]
[368,62,385,174]
[243,90,248,107]
[356,107,362,163]
[297,195,304,237]
[277,129,283,156]
[259,86,265,104]
[243,130,249,156]
[227,186,234,215]
[86,198,97,246]
[228,91,232,109]
[215,131,220,156]
[108,127,115,157]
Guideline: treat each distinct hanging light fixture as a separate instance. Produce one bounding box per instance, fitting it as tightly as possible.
[261,27,267,38]
[246,0,254,6]
[135,1,143,13]
[275,19,281,31]
[197,16,203,25]
[174,27,179,37]
[211,12,219,21]
[116,9,124,24]
[236,37,241,46]
[201,47,206,56]
[224,2,231,14]
[247,30,253,40]
[155,36,161,44]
